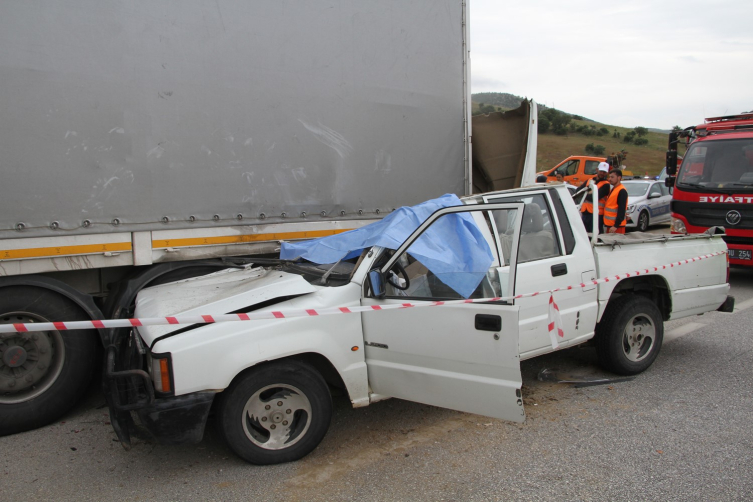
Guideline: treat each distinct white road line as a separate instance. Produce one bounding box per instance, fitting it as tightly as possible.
[733,297,753,312]
[664,322,707,343]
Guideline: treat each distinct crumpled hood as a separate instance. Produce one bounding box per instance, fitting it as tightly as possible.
[135,266,317,345]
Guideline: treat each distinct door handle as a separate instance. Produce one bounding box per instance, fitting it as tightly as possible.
[551,263,568,277]
[475,314,501,332]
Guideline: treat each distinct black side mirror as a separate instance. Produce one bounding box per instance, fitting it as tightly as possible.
[665,177,675,188]
[368,269,385,298]
[666,132,679,176]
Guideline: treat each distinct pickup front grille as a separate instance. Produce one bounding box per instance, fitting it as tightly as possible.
[671,200,753,229]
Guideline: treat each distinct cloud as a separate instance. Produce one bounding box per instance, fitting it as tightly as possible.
[469,0,753,128]
[678,55,701,63]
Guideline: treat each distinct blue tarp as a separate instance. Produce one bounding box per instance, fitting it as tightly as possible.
[280,194,493,298]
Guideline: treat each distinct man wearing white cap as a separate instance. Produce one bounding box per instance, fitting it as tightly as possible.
[576,161,611,232]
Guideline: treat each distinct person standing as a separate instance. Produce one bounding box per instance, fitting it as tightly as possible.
[603,168,628,234]
[578,162,610,232]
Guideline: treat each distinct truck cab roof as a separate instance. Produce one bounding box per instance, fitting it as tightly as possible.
[694,112,753,137]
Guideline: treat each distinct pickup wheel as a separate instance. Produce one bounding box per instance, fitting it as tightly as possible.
[595,294,663,376]
[0,287,97,436]
[216,361,332,465]
[636,211,649,232]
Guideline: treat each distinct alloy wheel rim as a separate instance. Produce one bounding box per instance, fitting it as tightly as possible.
[621,313,655,362]
[241,383,312,450]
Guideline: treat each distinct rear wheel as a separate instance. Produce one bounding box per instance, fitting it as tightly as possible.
[216,361,332,464]
[0,287,98,435]
[636,211,649,232]
[595,294,663,375]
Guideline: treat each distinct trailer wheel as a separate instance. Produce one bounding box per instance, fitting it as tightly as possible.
[216,361,332,465]
[636,211,649,232]
[0,287,97,436]
[595,294,664,376]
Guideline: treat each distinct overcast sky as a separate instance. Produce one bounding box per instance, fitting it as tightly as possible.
[469,0,753,130]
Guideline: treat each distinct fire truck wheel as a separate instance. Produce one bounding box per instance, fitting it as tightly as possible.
[0,287,98,436]
[216,360,332,465]
[595,294,664,376]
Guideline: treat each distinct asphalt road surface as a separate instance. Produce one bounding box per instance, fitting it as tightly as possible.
[3,224,752,502]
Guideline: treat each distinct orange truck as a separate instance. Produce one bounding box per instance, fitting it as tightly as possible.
[538,155,637,186]
[537,156,607,185]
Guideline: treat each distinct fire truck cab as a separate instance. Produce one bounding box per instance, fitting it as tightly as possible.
[666,112,753,265]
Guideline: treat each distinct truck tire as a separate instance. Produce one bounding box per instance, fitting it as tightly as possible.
[595,294,664,376]
[216,361,332,465]
[0,287,98,435]
[636,211,649,232]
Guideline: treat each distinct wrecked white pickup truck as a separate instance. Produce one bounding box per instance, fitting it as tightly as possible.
[105,185,733,464]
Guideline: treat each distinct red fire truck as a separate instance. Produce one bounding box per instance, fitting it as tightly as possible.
[665,112,753,265]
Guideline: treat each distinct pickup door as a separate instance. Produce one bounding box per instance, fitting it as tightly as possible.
[484,189,599,357]
[361,203,526,423]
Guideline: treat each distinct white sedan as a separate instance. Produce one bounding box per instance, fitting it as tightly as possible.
[623,180,672,232]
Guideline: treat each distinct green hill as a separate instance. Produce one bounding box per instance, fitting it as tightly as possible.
[472,93,668,176]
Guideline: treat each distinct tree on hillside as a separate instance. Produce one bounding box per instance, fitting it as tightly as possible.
[538,116,551,134]
[672,125,683,133]
[540,108,572,136]
[623,131,636,143]
[634,126,649,137]
[585,143,606,155]
[472,103,498,116]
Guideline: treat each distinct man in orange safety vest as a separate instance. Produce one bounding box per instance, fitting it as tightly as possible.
[603,169,628,234]
[577,161,610,233]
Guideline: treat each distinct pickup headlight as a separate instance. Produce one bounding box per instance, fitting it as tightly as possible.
[671,217,687,234]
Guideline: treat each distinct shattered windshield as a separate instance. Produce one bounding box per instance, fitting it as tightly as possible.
[677,138,753,191]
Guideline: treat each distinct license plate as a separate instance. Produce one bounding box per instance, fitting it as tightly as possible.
[729,249,752,261]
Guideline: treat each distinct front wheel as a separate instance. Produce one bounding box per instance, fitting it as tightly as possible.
[636,211,649,232]
[595,294,664,375]
[216,361,332,465]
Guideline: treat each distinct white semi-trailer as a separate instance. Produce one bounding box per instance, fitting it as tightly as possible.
[0,1,537,434]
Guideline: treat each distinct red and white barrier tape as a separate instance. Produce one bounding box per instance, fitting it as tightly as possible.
[0,251,726,334]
